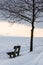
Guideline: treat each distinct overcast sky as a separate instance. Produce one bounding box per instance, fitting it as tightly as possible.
[0,11,43,37]
[0,21,43,37]
[0,10,43,28]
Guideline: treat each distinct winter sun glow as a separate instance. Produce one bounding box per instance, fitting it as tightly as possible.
[0,21,43,37]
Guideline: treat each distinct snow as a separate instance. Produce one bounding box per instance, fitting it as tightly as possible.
[0,37,43,65]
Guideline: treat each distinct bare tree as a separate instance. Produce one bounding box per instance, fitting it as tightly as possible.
[0,0,43,52]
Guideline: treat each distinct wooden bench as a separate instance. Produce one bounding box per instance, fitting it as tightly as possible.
[7,46,21,58]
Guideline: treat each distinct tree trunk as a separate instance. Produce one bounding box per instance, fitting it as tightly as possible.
[30,0,35,52]
[30,25,34,52]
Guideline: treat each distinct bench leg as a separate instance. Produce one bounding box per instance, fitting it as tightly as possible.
[9,55,12,58]
[13,53,16,58]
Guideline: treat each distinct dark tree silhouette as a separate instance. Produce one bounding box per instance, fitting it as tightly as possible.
[0,0,43,52]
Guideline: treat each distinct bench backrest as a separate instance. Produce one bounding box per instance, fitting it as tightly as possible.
[14,46,21,56]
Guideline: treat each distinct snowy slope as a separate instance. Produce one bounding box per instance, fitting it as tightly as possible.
[0,37,43,65]
[0,50,43,65]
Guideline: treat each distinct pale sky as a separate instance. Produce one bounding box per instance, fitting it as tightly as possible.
[0,21,43,37]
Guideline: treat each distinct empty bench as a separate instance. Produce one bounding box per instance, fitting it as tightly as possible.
[7,46,21,58]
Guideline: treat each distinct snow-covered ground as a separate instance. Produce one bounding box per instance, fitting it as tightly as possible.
[0,36,43,65]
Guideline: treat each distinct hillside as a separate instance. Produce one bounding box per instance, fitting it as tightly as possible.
[0,37,43,65]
